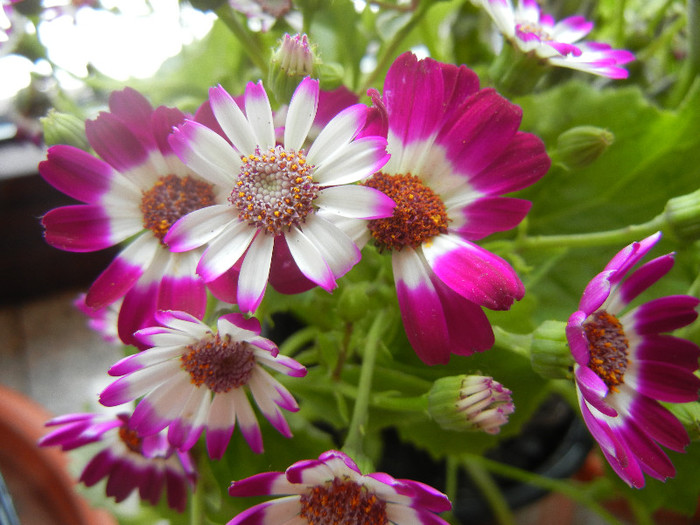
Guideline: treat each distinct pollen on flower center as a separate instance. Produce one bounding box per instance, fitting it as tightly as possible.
[230,145,318,235]
[118,425,143,454]
[583,310,630,389]
[141,174,216,243]
[299,477,389,525]
[181,333,256,393]
[364,172,448,251]
[515,21,552,41]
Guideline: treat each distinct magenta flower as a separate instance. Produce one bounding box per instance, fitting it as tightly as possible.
[566,232,700,488]
[475,0,634,78]
[164,78,393,313]
[38,412,196,512]
[227,449,452,524]
[100,310,307,459]
[39,88,225,347]
[362,52,549,365]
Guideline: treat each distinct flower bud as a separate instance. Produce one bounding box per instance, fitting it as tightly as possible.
[337,283,371,323]
[661,188,700,243]
[529,320,574,379]
[268,33,317,104]
[41,109,90,150]
[428,375,514,434]
[556,126,614,170]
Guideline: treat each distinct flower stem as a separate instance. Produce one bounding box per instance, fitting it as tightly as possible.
[668,0,700,107]
[513,215,665,252]
[215,5,269,77]
[342,310,387,458]
[462,457,516,525]
[358,0,430,93]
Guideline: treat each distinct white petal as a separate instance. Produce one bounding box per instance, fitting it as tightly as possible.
[284,78,319,151]
[298,215,360,277]
[197,220,257,281]
[237,233,274,313]
[285,226,335,291]
[306,104,366,165]
[245,81,276,150]
[209,84,258,155]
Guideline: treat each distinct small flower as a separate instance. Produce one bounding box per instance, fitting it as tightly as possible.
[566,232,700,488]
[74,293,121,345]
[228,0,297,32]
[165,78,393,313]
[100,310,307,458]
[475,0,634,78]
[227,449,452,524]
[428,375,514,434]
[361,52,549,365]
[40,88,224,346]
[38,412,196,512]
[268,33,317,103]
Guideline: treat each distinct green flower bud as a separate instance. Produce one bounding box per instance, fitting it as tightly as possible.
[428,375,514,434]
[530,320,574,380]
[337,283,371,323]
[268,33,318,104]
[661,188,700,243]
[41,109,90,150]
[556,126,614,170]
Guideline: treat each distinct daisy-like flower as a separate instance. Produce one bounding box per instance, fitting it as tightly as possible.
[566,232,700,488]
[475,0,634,78]
[229,0,299,32]
[227,449,452,524]
[100,310,307,459]
[361,52,550,365]
[38,412,196,512]
[164,78,393,313]
[74,293,121,345]
[39,88,225,346]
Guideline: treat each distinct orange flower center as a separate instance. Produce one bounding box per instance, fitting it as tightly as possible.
[299,478,388,525]
[181,333,255,393]
[583,310,630,389]
[118,426,143,454]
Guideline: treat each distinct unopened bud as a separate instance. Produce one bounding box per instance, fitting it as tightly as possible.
[337,283,371,323]
[530,320,574,379]
[662,188,700,243]
[428,375,514,434]
[268,33,317,103]
[41,109,90,150]
[556,126,614,170]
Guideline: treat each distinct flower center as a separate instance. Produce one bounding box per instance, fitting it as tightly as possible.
[363,172,449,251]
[515,21,552,41]
[230,145,318,235]
[583,310,630,389]
[141,174,216,243]
[118,425,143,454]
[299,478,388,525]
[181,333,256,393]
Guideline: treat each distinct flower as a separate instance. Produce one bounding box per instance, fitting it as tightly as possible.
[74,293,121,345]
[361,52,550,365]
[475,0,634,78]
[428,375,514,434]
[39,88,224,347]
[227,449,452,524]
[38,412,196,512]
[100,310,307,458]
[229,0,298,32]
[566,232,700,488]
[164,78,393,313]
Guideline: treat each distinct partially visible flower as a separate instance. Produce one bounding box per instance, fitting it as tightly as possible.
[165,78,393,313]
[229,0,299,32]
[227,449,452,524]
[74,293,121,345]
[428,375,514,434]
[40,88,225,347]
[100,310,307,459]
[361,52,549,365]
[475,0,634,78]
[38,412,196,512]
[566,232,700,488]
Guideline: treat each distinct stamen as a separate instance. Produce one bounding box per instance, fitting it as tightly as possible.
[515,21,552,41]
[118,426,143,454]
[299,478,388,525]
[181,333,256,393]
[583,310,630,389]
[230,145,317,236]
[141,174,216,243]
[364,172,449,251]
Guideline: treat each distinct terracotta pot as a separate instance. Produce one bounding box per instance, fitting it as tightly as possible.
[0,384,117,525]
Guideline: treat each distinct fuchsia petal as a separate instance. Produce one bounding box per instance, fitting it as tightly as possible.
[626,295,700,334]
[612,255,675,309]
[627,394,690,452]
[628,361,700,403]
[633,334,700,372]
[42,204,127,252]
[455,196,531,240]
[86,112,152,174]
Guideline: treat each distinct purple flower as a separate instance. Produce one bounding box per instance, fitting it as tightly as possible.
[228,0,296,32]
[164,78,393,313]
[475,0,635,78]
[38,412,196,512]
[100,310,307,459]
[227,449,452,524]
[40,88,222,347]
[566,232,700,488]
[361,52,549,365]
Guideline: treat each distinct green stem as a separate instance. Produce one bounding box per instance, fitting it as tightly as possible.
[614,0,628,48]
[358,0,431,93]
[493,327,532,358]
[461,454,624,525]
[189,452,206,525]
[278,326,317,357]
[514,214,665,252]
[463,457,516,525]
[668,0,700,107]
[342,310,388,457]
[215,5,269,77]
[441,455,460,525]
